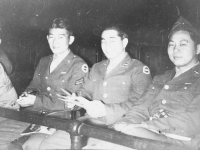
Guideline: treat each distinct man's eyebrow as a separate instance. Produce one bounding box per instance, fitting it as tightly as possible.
[101,37,117,40]
[104,36,117,38]
[48,33,66,36]
[169,39,188,43]
[180,39,188,42]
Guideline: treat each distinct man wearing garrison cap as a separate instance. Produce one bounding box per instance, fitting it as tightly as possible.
[169,16,200,37]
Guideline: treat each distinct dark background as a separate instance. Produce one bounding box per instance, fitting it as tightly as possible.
[0,0,199,94]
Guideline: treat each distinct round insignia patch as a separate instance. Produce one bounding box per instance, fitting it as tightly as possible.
[82,64,88,73]
[143,66,150,74]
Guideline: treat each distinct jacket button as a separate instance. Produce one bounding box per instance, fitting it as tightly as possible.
[103,94,107,98]
[162,100,166,104]
[47,87,51,91]
[164,85,169,89]
[103,82,107,86]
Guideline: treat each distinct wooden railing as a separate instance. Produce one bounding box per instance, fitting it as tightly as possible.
[0,107,195,150]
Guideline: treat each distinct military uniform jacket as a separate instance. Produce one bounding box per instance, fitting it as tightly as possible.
[79,53,152,125]
[26,51,88,111]
[123,63,200,147]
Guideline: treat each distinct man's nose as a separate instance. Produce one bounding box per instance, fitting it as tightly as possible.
[173,45,180,53]
[53,38,59,44]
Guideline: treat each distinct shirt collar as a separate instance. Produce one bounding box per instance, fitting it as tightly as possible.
[174,61,199,78]
[53,49,70,61]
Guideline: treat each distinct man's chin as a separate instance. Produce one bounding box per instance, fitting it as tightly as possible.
[174,63,184,68]
[52,48,59,51]
[105,54,115,59]
[51,50,61,54]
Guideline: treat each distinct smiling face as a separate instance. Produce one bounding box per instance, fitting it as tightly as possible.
[168,30,200,70]
[47,28,74,55]
[101,29,128,60]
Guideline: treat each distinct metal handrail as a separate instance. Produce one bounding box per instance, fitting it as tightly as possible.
[0,107,195,150]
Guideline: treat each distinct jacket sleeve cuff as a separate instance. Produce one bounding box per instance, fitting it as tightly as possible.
[33,95,42,109]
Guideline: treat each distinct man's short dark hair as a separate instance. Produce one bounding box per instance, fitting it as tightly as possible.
[103,25,128,39]
[50,18,73,36]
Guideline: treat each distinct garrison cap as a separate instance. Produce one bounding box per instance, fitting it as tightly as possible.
[169,16,200,38]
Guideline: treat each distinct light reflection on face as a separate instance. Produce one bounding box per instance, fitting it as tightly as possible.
[47,28,73,55]
[101,30,127,60]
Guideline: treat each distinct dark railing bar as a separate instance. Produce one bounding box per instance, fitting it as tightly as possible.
[78,122,191,150]
[0,107,195,150]
[0,107,71,131]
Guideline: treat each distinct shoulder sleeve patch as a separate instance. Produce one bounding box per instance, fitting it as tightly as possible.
[143,66,150,74]
[82,64,88,73]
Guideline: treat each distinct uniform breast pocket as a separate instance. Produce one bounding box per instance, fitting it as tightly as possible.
[55,72,70,83]
[109,76,131,100]
[174,83,196,106]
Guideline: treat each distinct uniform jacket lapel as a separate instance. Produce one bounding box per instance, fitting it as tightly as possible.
[49,51,74,76]
[105,54,131,78]
[98,60,108,77]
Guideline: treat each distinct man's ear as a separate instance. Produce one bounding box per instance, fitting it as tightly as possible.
[196,44,200,55]
[0,39,1,44]
[69,36,75,45]
[46,35,49,40]
[122,38,128,48]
